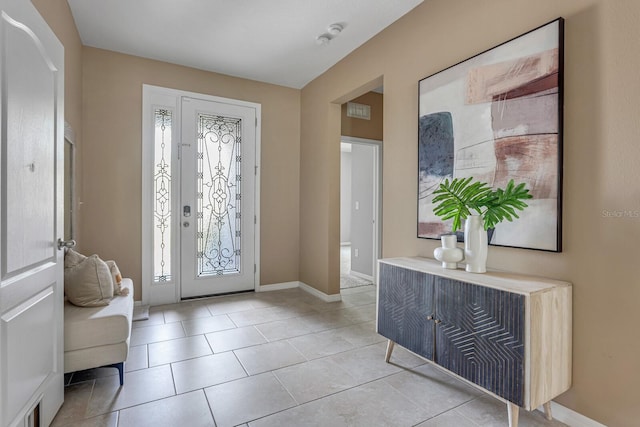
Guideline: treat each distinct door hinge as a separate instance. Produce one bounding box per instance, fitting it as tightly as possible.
[254,264,257,273]
[255,117,258,127]
[255,165,258,175]
[254,215,257,224]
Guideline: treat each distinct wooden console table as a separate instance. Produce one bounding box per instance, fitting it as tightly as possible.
[377,257,572,427]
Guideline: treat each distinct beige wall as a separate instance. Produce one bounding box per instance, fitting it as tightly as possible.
[300,0,640,425]
[341,92,383,140]
[81,47,301,298]
[32,0,84,244]
[36,0,640,423]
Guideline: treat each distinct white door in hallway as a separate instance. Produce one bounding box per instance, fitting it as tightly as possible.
[180,98,257,298]
[0,0,65,425]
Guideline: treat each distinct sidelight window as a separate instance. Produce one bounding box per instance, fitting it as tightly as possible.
[153,108,172,282]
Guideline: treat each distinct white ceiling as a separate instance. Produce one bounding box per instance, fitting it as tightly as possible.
[66,0,423,89]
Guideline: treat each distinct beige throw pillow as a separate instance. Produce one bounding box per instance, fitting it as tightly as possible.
[64,248,86,269]
[105,260,129,296]
[64,254,114,307]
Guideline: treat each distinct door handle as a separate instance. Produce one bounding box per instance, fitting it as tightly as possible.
[57,238,76,250]
[183,205,191,217]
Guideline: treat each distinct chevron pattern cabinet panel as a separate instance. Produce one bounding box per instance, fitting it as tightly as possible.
[376,257,572,427]
[435,278,525,406]
[378,263,435,359]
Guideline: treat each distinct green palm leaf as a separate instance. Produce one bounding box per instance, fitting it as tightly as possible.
[432,178,532,232]
[481,179,532,230]
[432,177,492,232]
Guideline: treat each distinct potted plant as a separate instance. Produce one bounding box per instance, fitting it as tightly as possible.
[432,177,532,273]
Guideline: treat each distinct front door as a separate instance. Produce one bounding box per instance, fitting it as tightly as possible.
[180,98,257,298]
[0,0,65,426]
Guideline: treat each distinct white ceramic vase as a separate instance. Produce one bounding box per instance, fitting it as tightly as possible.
[464,214,487,273]
[433,234,464,269]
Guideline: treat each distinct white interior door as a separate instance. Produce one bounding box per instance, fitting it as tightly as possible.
[180,97,257,298]
[0,0,65,426]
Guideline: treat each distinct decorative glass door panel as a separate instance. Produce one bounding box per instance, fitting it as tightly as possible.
[181,98,256,298]
[197,114,242,276]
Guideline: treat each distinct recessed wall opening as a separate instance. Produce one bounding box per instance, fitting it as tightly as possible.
[338,84,383,292]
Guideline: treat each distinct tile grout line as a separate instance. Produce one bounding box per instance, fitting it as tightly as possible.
[61,287,396,426]
[271,371,301,405]
[201,387,219,426]
[453,396,486,427]
[241,362,436,426]
[231,347,250,378]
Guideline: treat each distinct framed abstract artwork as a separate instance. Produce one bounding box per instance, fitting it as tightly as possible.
[417,18,564,252]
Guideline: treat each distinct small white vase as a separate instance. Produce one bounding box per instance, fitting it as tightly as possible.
[434,234,464,269]
[464,215,487,273]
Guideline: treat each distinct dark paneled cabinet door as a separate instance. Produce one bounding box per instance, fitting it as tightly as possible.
[378,264,435,360]
[435,278,525,406]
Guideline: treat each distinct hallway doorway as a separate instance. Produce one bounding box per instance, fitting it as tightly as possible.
[340,136,381,290]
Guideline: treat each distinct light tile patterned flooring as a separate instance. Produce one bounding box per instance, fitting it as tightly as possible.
[53,285,567,427]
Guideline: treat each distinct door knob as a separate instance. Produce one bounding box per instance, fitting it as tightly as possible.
[183,221,190,228]
[57,239,76,250]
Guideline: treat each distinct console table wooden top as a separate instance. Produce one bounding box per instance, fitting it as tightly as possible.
[379,257,571,295]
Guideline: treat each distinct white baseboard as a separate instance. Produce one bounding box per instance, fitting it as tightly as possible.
[349,270,373,282]
[536,402,607,427]
[298,281,342,302]
[257,281,342,302]
[256,281,299,292]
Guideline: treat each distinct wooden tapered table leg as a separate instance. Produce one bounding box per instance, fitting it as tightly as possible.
[507,402,519,427]
[385,340,395,362]
[543,402,553,420]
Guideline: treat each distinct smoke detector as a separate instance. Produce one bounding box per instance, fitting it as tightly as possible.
[316,35,331,45]
[316,23,345,46]
[328,24,343,35]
